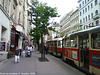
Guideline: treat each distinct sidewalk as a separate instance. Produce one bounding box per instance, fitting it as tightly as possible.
[0,51,85,75]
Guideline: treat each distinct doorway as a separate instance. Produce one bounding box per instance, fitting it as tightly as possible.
[79,35,89,70]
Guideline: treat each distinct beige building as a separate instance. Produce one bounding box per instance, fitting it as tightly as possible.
[60,9,79,36]
[70,9,79,33]
[60,10,73,36]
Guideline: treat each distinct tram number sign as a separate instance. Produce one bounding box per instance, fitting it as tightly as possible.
[92,54,100,67]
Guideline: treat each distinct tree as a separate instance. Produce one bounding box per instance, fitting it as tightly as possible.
[28,0,59,59]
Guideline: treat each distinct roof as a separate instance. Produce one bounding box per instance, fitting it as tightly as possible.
[70,26,100,37]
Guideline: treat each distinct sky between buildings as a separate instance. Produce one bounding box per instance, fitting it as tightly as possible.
[38,0,79,23]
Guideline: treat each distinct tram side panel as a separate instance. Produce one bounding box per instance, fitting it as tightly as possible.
[89,50,100,75]
[56,47,62,56]
[63,47,79,66]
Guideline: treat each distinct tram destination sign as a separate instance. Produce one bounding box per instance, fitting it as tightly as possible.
[92,54,100,67]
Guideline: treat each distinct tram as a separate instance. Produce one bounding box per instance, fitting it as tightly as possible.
[46,38,62,56]
[62,26,100,75]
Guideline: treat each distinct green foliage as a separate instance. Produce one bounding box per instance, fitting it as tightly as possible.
[28,0,59,44]
[7,51,13,59]
[60,33,65,37]
[76,29,83,32]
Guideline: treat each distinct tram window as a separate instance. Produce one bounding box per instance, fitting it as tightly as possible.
[58,40,62,47]
[71,37,77,47]
[91,32,100,49]
[51,42,53,46]
[65,38,70,47]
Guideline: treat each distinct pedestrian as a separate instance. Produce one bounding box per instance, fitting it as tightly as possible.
[28,44,32,56]
[46,44,49,54]
[14,46,20,63]
[25,45,28,57]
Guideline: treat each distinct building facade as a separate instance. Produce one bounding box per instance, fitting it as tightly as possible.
[78,0,100,29]
[60,9,79,36]
[0,0,29,61]
[70,9,79,33]
[0,0,11,60]
[60,10,73,36]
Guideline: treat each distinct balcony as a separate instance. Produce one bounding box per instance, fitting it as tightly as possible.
[93,14,100,20]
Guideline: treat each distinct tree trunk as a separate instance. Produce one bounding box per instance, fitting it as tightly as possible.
[41,33,45,59]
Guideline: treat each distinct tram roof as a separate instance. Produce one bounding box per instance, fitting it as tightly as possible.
[70,26,100,37]
[52,38,62,41]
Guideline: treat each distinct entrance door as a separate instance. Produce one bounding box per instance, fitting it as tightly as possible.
[79,35,89,70]
[54,41,57,55]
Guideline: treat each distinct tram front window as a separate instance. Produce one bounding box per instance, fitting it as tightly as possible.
[91,32,100,49]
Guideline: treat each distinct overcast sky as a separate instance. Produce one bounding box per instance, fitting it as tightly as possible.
[38,0,79,23]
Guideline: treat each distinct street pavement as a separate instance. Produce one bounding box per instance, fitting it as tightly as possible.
[0,51,86,75]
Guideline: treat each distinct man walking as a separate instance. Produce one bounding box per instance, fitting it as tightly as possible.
[14,46,20,63]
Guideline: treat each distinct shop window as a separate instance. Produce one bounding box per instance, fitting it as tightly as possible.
[91,32,100,49]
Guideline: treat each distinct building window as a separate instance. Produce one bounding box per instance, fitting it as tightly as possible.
[79,4,81,8]
[91,3,93,9]
[85,8,87,12]
[95,0,98,5]
[83,18,85,23]
[82,1,84,5]
[88,5,90,11]
[95,10,98,15]
[83,9,84,14]
[96,20,99,26]
[88,15,90,20]
[85,0,87,4]
[80,12,81,16]
[91,13,93,19]
[80,20,82,24]
[86,16,87,22]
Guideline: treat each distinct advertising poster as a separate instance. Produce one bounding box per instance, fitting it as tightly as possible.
[72,51,77,59]
[0,42,5,51]
[92,54,100,67]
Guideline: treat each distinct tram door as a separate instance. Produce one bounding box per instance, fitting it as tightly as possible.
[54,41,57,55]
[79,35,89,70]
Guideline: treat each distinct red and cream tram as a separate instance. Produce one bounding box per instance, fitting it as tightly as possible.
[62,26,100,75]
[47,38,62,56]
